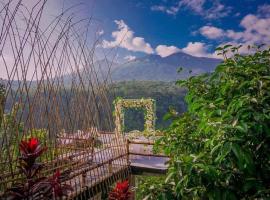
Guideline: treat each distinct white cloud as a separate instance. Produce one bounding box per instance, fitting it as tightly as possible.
[181,42,220,58]
[151,5,166,12]
[102,20,221,59]
[102,21,222,59]
[198,3,270,55]
[124,55,136,61]
[204,1,231,19]
[151,0,231,19]
[182,42,206,56]
[239,14,270,43]
[102,20,154,54]
[97,29,104,36]
[200,13,270,46]
[226,30,243,41]
[154,42,222,58]
[155,45,180,57]
[179,0,205,14]
[257,4,270,17]
[199,26,224,39]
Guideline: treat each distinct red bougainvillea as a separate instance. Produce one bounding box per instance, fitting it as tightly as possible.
[109,180,131,200]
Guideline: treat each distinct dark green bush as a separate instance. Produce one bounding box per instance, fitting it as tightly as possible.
[135,176,176,200]
[152,45,270,199]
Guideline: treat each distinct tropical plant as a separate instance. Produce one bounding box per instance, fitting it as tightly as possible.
[2,137,72,200]
[0,102,24,174]
[150,45,270,199]
[109,180,131,200]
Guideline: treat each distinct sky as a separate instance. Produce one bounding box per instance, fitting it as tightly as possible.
[84,0,270,61]
[0,0,270,79]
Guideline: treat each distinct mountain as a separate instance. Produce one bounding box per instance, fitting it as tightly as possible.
[92,59,120,80]
[51,52,221,84]
[0,52,222,87]
[0,59,119,90]
[58,59,120,86]
[111,52,221,81]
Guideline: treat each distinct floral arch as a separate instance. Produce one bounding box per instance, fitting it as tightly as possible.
[113,98,156,134]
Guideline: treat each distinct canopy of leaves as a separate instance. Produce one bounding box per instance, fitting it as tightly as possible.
[153,46,270,199]
[135,176,176,200]
[2,81,187,132]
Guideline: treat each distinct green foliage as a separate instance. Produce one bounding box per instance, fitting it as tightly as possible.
[109,81,187,131]
[152,46,270,199]
[124,108,145,132]
[2,81,187,132]
[0,102,55,173]
[135,176,176,200]
[2,138,72,199]
[0,103,24,173]
[26,129,57,161]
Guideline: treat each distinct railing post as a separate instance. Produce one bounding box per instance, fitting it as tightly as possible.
[82,171,86,187]
[129,174,136,200]
[108,160,112,174]
[126,139,130,165]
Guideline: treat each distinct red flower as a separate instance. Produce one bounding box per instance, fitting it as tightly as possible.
[116,180,129,193]
[20,137,39,154]
[109,180,130,200]
[19,137,47,158]
[28,138,38,152]
[18,137,47,178]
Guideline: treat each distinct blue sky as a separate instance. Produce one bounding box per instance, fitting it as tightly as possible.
[67,0,270,62]
[1,0,270,80]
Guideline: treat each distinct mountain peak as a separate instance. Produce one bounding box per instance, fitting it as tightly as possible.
[111,51,221,82]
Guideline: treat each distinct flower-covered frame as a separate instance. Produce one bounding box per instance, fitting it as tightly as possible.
[114,98,156,134]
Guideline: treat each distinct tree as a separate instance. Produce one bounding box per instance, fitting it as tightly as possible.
[152,45,270,199]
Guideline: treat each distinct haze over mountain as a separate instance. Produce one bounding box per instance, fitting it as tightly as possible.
[58,59,119,86]
[49,51,223,84]
[0,51,221,89]
[111,52,221,81]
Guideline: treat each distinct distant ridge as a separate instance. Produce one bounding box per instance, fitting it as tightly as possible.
[111,52,221,82]
[0,52,222,87]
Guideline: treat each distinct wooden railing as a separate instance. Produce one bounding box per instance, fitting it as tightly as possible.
[127,139,168,158]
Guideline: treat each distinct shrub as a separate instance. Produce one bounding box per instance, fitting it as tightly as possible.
[135,176,176,200]
[2,137,72,199]
[153,45,270,199]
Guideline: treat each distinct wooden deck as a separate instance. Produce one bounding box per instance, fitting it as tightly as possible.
[127,139,169,175]
[64,135,169,199]
[57,133,130,199]
[0,132,168,200]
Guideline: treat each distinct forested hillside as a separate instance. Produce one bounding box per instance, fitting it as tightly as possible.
[108,81,186,131]
[1,80,186,132]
